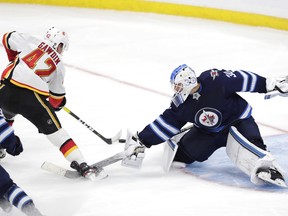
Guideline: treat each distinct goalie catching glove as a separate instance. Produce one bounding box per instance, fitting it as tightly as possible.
[122,130,145,169]
[266,76,288,96]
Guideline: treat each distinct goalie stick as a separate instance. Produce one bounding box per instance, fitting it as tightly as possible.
[62,107,125,144]
[41,151,127,179]
[264,90,288,100]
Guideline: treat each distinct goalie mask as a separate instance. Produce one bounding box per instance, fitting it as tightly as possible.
[170,64,197,107]
[44,27,69,54]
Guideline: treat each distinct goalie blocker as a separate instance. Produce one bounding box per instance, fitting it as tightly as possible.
[162,129,189,172]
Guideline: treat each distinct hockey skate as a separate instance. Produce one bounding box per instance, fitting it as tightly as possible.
[70,161,108,180]
[0,148,6,159]
[256,167,287,188]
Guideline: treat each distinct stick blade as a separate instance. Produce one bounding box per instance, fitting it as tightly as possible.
[41,161,81,179]
[264,91,288,100]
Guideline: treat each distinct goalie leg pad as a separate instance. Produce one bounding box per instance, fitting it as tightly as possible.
[226,126,285,185]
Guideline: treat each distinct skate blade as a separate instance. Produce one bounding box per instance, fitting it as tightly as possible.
[257,172,287,188]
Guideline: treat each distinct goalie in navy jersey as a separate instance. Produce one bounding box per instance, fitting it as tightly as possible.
[124,64,288,187]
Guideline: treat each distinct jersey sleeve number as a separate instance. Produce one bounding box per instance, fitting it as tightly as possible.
[22,48,56,77]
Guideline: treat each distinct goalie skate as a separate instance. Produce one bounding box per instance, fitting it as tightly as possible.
[256,167,287,188]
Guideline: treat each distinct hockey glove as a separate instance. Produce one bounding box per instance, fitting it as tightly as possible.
[121,130,145,169]
[54,97,66,111]
[6,136,23,156]
[49,96,66,111]
[266,76,288,95]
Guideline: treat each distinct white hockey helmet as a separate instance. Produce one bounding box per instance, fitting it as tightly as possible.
[170,64,197,106]
[44,27,69,53]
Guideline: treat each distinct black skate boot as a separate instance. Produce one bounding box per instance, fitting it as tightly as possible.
[70,161,108,180]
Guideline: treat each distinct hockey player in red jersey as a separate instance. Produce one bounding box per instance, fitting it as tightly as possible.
[0,27,106,180]
[123,64,288,187]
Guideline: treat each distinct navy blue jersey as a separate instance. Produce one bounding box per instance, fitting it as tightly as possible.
[138,69,267,147]
[0,115,22,156]
[0,115,22,197]
[0,117,17,150]
[0,165,13,197]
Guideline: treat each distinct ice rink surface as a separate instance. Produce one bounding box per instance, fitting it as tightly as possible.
[0,3,288,216]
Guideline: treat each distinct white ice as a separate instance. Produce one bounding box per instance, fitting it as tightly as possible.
[0,3,288,216]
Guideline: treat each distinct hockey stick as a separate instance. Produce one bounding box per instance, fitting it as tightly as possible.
[264,91,288,100]
[62,107,125,144]
[41,125,194,179]
[41,151,127,179]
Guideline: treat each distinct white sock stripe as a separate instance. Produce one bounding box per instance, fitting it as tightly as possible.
[17,196,32,210]
[8,187,22,203]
